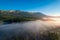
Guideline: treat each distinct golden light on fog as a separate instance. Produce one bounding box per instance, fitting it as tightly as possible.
[42,17,60,21]
[42,17,60,26]
[49,18,60,21]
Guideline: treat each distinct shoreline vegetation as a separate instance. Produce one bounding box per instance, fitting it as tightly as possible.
[1,17,36,24]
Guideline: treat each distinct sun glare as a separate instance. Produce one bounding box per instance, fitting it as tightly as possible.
[42,17,60,25]
[49,18,60,21]
[42,17,60,21]
[42,17,60,26]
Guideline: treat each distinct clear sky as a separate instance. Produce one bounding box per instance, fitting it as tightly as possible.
[0,0,60,16]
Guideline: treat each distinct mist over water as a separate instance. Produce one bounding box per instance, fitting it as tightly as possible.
[0,20,60,40]
[0,20,59,32]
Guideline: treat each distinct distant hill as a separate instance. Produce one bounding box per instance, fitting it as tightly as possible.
[1,10,46,18]
[0,10,46,23]
[32,12,46,18]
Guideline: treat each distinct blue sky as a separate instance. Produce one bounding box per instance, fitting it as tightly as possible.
[0,0,60,16]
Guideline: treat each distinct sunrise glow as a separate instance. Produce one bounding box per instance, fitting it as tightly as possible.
[49,18,60,21]
[42,16,60,21]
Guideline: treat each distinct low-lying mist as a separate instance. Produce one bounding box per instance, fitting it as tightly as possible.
[0,20,60,40]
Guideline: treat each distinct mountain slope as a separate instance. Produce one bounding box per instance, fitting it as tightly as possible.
[0,10,47,23]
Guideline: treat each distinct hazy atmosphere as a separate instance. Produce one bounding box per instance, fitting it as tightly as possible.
[0,0,60,40]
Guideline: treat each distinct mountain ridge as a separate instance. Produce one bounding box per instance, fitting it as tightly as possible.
[0,10,47,23]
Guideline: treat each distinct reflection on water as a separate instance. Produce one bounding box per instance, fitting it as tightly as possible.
[0,20,60,40]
